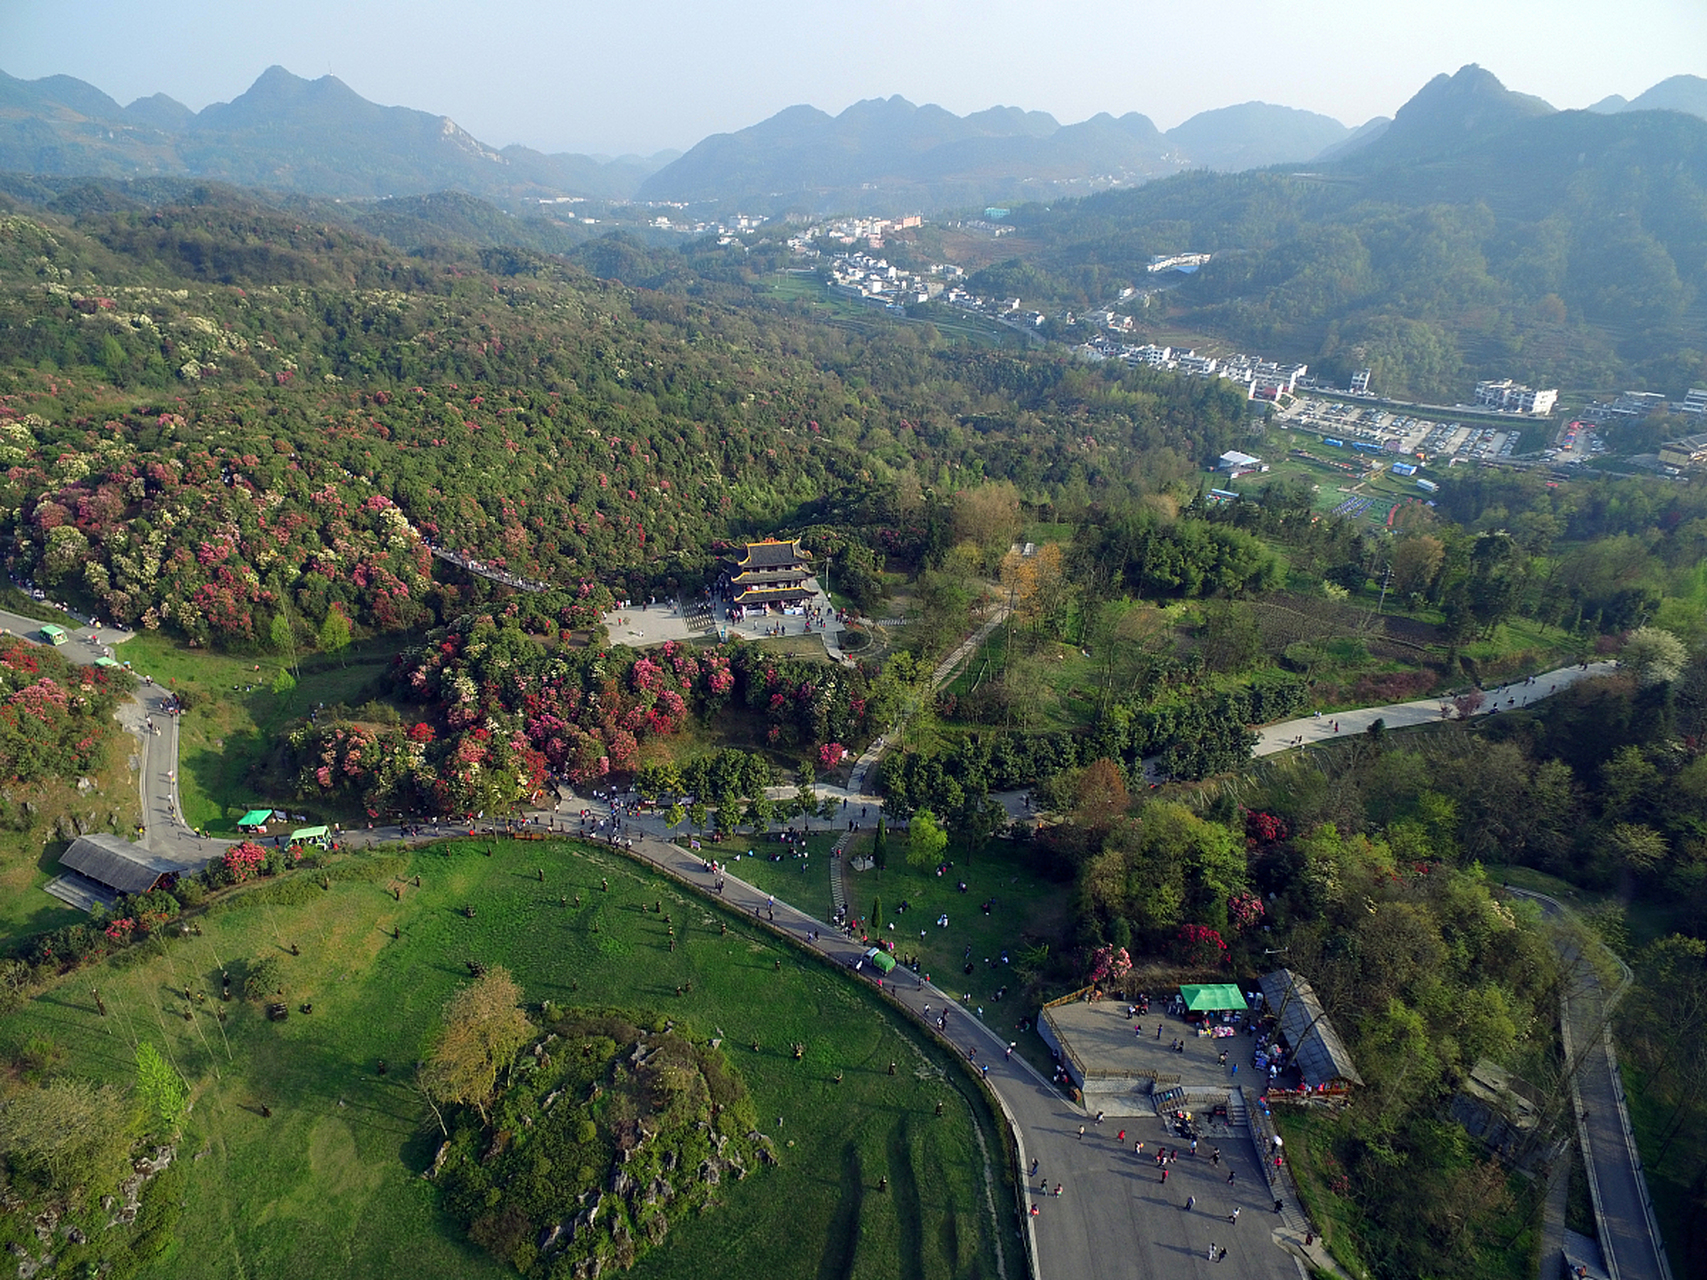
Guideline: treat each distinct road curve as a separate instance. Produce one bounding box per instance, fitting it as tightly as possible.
[601,827,1308,1280]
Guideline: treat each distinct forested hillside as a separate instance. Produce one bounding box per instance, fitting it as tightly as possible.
[0,191,1249,648]
[966,68,1707,399]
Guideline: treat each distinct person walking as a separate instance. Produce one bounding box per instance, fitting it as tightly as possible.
[1161,1168,1169,1184]
[1052,1183,1062,1198]
[1095,1110,1105,1126]
[1207,1243,1217,1261]
[1227,1169,1236,1185]
[1228,1207,1240,1224]
[1117,1129,1126,1143]
[1077,1125,1085,1141]
[1185,1195,1196,1211]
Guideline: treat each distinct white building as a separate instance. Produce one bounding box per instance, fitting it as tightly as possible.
[1475,380,1558,416]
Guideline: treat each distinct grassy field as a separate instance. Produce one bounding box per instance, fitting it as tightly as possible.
[0,837,1011,1280]
[839,835,1070,1023]
[0,738,141,946]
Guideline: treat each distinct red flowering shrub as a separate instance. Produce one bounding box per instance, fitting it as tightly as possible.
[222,841,269,884]
[1174,923,1230,968]
[1087,944,1133,984]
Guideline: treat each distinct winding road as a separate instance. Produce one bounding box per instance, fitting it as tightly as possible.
[1508,888,1672,1280]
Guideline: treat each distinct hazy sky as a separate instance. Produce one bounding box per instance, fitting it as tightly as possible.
[3,0,1702,155]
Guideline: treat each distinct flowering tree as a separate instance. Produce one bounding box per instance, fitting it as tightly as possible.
[1174,923,1230,968]
[1086,944,1133,985]
[1227,891,1266,933]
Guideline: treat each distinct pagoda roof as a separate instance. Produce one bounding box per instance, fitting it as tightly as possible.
[731,539,810,569]
[730,568,811,586]
[732,585,814,604]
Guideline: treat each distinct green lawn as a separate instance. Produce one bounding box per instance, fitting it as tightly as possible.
[0,837,1011,1280]
[842,835,1069,1027]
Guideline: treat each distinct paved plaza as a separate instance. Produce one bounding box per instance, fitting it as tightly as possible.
[1045,998,1254,1107]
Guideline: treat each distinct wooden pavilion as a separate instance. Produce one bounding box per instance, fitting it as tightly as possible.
[721,539,815,610]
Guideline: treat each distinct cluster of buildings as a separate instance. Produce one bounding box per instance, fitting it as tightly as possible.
[646,210,769,242]
[1581,386,1707,423]
[787,214,923,253]
[825,252,946,312]
[1077,338,1310,402]
[1473,379,1559,416]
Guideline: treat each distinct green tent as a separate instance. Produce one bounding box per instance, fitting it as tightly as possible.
[1179,983,1247,1013]
[237,809,274,830]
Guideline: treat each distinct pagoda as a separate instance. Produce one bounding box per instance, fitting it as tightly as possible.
[721,539,814,608]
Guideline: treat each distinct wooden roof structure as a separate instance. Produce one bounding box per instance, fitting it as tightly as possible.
[1259,968,1363,1088]
[59,833,178,896]
[730,539,811,570]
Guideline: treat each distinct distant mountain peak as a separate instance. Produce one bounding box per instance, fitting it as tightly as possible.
[1356,64,1554,161]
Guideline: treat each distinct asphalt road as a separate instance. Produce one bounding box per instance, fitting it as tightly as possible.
[0,608,217,870]
[1509,889,1671,1280]
[1250,661,1618,758]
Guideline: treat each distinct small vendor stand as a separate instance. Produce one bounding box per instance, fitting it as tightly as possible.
[237,809,274,835]
[1178,983,1248,1035]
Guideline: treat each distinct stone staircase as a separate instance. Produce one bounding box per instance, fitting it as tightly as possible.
[829,830,854,918]
[1225,1088,1249,1129]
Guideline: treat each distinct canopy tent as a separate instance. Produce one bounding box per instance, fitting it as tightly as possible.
[237,809,274,830]
[1179,983,1248,1013]
[290,825,330,847]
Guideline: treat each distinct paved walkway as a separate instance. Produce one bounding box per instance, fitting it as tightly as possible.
[1508,889,1671,1280]
[1249,661,1618,758]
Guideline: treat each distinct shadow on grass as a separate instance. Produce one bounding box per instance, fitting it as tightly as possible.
[888,1116,925,1280]
[816,1140,864,1280]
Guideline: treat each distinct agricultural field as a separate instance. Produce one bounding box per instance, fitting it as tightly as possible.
[0,837,1011,1280]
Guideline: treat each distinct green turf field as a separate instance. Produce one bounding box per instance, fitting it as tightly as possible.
[0,838,1011,1280]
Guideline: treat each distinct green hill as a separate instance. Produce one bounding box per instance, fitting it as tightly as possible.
[963,66,1707,398]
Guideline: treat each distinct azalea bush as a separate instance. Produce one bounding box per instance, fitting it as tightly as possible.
[1086,944,1133,985]
[1174,923,1230,968]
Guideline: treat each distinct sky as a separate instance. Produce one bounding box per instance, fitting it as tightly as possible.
[2,0,1702,156]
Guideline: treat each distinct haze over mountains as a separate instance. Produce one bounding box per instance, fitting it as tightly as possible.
[5,62,1702,217]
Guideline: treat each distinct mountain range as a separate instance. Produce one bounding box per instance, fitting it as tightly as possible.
[960,65,1707,401]
[0,64,1703,217]
[0,65,676,202]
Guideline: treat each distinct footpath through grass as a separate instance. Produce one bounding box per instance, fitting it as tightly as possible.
[0,837,1009,1280]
